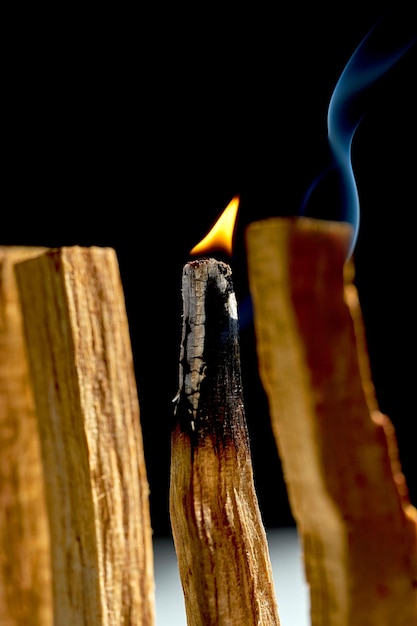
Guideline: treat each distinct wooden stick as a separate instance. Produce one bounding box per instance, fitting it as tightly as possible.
[0,247,52,626]
[170,257,280,626]
[15,246,155,626]
[246,217,417,626]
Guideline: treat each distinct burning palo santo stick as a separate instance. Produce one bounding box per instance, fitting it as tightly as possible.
[170,197,280,626]
[246,217,417,626]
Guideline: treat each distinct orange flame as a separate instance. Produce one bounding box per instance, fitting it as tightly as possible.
[190,195,239,257]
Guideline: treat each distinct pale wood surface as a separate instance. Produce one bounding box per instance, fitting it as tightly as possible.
[15,246,155,626]
[246,217,417,626]
[170,258,280,626]
[0,247,52,626]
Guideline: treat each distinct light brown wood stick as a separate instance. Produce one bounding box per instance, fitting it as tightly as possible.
[0,247,52,626]
[15,246,155,626]
[246,217,417,626]
[170,258,280,626]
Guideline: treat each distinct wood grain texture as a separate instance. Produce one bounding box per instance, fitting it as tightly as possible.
[15,246,155,626]
[246,217,417,626]
[170,258,280,626]
[0,247,52,626]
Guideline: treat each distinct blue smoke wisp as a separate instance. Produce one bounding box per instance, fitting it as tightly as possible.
[302,12,416,259]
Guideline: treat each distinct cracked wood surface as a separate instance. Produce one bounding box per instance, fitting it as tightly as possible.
[0,247,52,626]
[246,217,417,626]
[170,258,280,626]
[15,246,155,626]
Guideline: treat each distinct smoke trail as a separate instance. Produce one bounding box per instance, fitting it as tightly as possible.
[301,10,416,258]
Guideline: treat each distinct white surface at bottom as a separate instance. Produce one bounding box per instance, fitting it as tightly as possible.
[153,527,310,625]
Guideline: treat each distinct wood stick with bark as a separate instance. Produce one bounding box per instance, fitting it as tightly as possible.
[246,217,417,626]
[0,247,52,626]
[170,257,280,626]
[15,246,155,626]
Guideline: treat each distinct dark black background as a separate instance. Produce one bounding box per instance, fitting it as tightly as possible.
[4,5,416,535]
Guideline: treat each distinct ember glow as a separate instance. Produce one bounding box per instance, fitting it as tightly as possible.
[190,195,240,257]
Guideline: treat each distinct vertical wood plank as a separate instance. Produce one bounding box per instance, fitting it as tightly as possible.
[16,246,155,626]
[246,217,417,626]
[0,247,52,626]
